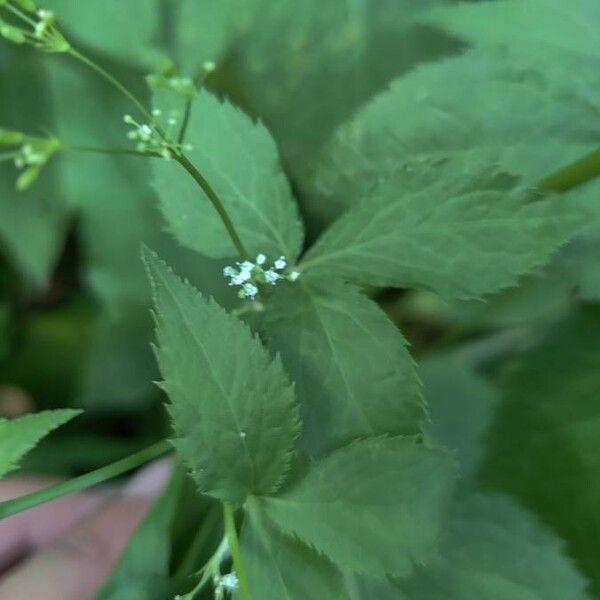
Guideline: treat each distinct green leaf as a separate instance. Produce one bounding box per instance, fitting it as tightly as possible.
[424,0,600,63]
[420,350,499,480]
[44,0,164,68]
[0,409,81,479]
[305,50,599,225]
[0,46,71,287]
[560,179,600,300]
[260,437,457,577]
[302,165,576,299]
[234,0,459,175]
[398,492,591,600]
[145,250,300,505]
[263,278,423,454]
[98,465,186,600]
[482,307,600,595]
[174,0,261,76]
[240,497,348,600]
[420,2,600,128]
[153,90,303,261]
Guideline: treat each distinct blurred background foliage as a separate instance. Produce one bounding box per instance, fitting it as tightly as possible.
[0,0,599,596]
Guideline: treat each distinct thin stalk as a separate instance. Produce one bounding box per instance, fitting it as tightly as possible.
[63,143,160,159]
[177,98,193,145]
[64,45,249,260]
[4,2,37,27]
[223,503,252,600]
[68,47,153,123]
[176,154,249,259]
[0,439,171,520]
[537,148,600,192]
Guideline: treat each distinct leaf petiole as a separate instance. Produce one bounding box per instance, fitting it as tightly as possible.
[0,439,171,520]
[537,147,600,192]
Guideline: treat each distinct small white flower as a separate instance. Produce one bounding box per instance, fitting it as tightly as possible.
[242,283,258,298]
[139,124,153,140]
[274,256,287,270]
[256,253,266,265]
[264,270,280,284]
[220,573,239,591]
[288,270,300,281]
[223,266,236,277]
[239,261,254,272]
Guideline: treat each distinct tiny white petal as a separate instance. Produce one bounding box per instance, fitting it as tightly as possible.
[242,283,258,298]
[274,257,287,270]
[220,573,239,591]
[223,266,236,277]
[264,270,280,284]
[288,271,300,281]
[256,253,266,265]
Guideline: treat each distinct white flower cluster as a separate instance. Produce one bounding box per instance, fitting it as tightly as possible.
[223,254,300,299]
[123,112,192,159]
[14,143,46,168]
[34,9,54,39]
[219,572,239,591]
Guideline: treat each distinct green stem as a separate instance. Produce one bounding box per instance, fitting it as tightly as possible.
[4,2,37,27]
[177,98,193,145]
[64,45,248,261]
[0,439,171,520]
[67,47,153,123]
[537,148,600,192]
[63,143,160,159]
[176,154,249,259]
[223,503,252,600]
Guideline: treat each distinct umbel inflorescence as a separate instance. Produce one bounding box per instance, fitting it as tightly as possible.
[223,254,300,299]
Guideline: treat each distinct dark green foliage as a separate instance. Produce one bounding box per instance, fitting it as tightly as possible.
[0,1,599,599]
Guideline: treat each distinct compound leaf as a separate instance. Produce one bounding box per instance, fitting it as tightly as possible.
[303,167,576,299]
[153,90,303,261]
[399,492,592,600]
[145,250,300,505]
[0,409,80,479]
[305,50,599,225]
[263,277,423,454]
[261,436,457,577]
[424,0,600,64]
[241,497,347,600]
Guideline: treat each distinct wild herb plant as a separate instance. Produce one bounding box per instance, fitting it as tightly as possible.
[0,1,599,599]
